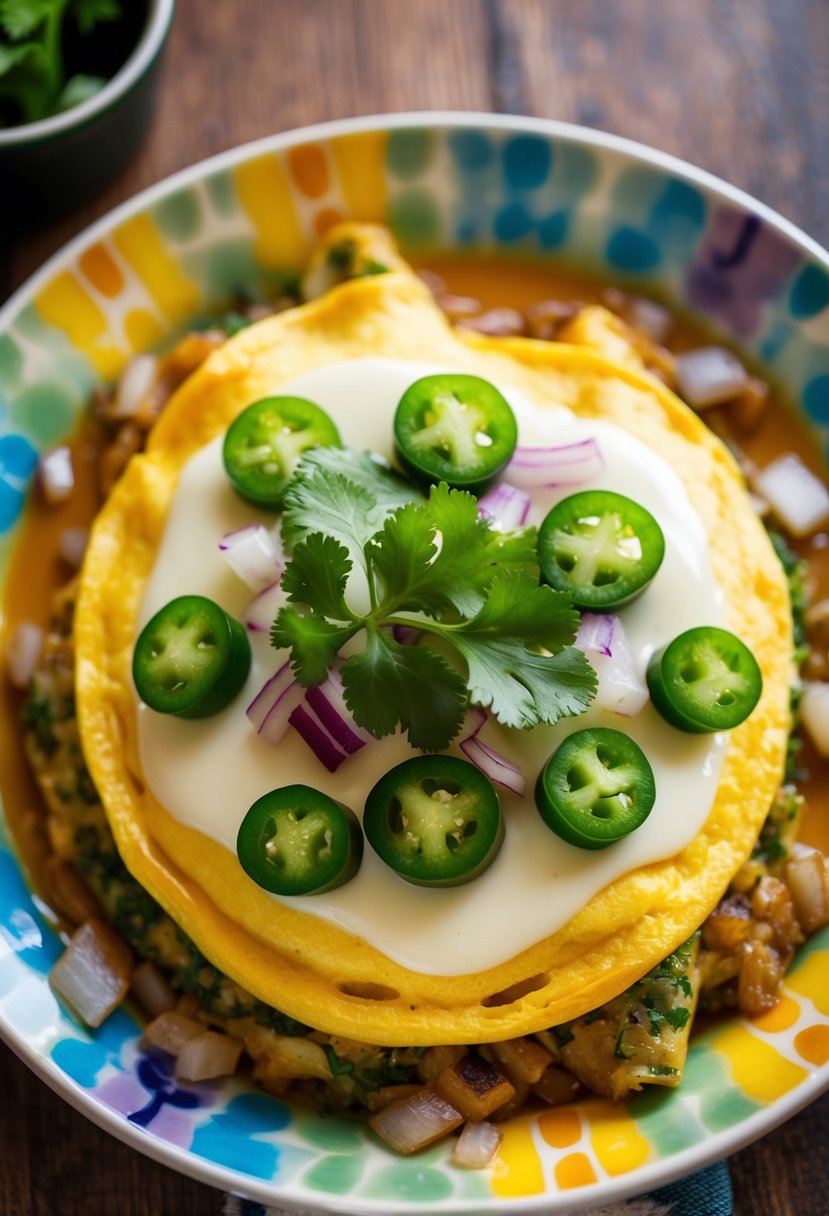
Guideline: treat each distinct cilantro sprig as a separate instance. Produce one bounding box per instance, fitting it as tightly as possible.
[271,451,597,751]
[0,0,122,128]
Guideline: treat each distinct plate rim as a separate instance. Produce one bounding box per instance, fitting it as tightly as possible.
[1,109,828,1212]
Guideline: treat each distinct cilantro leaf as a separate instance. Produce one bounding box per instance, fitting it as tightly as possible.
[341,628,467,750]
[56,72,105,111]
[282,447,418,560]
[450,571,596,729]
[271,607,356,685]
[372,482,538,618]
[70,0,120,35]
[281,533,353,620]
[0,0,49,40]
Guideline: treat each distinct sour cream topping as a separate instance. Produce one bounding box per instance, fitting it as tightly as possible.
[136,358,727,975]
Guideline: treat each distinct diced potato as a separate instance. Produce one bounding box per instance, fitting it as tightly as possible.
[435,1055,515,1121]
[489,1037,552,1085]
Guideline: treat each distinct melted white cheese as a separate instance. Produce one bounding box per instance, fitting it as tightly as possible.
[136,358,727,975]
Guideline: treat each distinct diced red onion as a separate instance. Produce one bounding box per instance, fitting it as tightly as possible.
[369,1088,463,1154]
[58,526,89,569]
[785,845,829,934]
[289,703,349,772]
[5,622,44,688]
[131,961,176,1018]
[674,346,748,409]
[244,579,288,633]
[284,665,375,771]
[506,438,604,489]
[452,1120,504,1169]
[392,624,421,645]
[38,446,74,504]
[459,707,526,795]
[219,524,284,591]
[305,667,374,753]
[575,612,615,658]
[246,661,304,743]
[50,919,132,1028]
[575,614,648,717]
[175,1031,243,1082]
[477,482,531,531]
[753,453,829,538]
[800,682,829,757]
[460,736,527,796]
[112,353,158,419]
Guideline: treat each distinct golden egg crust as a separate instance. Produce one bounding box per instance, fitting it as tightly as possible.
[76,231,792,1045]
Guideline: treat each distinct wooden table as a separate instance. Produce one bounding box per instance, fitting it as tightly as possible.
[2,2,828,1212]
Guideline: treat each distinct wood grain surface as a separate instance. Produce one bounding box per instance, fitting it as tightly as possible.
[2,1,828,1213]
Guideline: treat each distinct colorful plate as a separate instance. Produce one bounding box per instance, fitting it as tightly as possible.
[1,114,828,1213]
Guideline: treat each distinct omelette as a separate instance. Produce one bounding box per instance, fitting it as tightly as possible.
[73,224,792,1051]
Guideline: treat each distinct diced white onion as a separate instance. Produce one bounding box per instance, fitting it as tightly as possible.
[452,1120,504,1169]
[477,482,531,531]
[58,526,89,569]
[674,346,748,408]
[131,961,177,1019]
[112,354,158,419]
[753,453,829,538]
[575,612,615,657]
[506,438,604,490]
[369,1088,463,1154]
[800,682,829,757]
[244,579,289,633]
[576,614,648,717]
[219,524,284,591]
[50,919,132,1028]
[785,845,829,934]
[38,446,74,504]
[143,1010,204,1055]
[625,296,673,344]
[6,622,44,688]
[175,1031,243,1082]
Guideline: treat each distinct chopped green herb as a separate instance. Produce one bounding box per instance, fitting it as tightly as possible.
[323,1045,354,1077]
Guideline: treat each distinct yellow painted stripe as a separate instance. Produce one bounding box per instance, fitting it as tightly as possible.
[234,153,308,268]
[712,1022,808,1103]
[786,952,829,1016]
[490,1116,545,1198]
[35,271,124,379]
[332,130,388,221]
[112,215,199,319]
[583,1098,650,1177]
[555,1152,597,1190]
[125,308,165,353]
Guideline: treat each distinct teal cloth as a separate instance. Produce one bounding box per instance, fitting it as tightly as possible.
[227,1159,733,1215]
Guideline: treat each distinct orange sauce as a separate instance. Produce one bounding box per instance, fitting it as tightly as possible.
[1,256,827,884]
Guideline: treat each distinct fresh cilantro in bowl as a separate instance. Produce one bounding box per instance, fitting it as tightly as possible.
[0,0,124,127]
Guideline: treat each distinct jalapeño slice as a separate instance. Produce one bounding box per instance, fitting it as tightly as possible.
[223,396,342,509]
[538,490,665,610]
[363,755,504,887]
[237,786,363,896]
[536,727,656,850]
[646,626,762,733]
[393,374,518,493]
[132,595,251,719]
